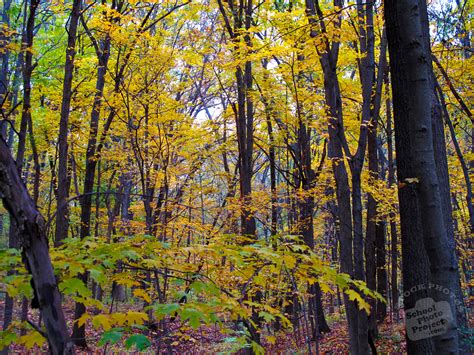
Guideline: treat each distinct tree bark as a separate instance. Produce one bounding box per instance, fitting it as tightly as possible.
[304,0,360,351]
[2,1,38,349]
[71,24,112,348]
[55,0,83,246]
[366,30,387,335]
[385,0,461,352]
[0,137,73,354]
[0,0,12,140]
[385,68,399,323]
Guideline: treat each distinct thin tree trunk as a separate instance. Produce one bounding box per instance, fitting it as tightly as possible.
[366,30,387,335]
[385,68,399,323]
[72,27,112,348]
[305,0,360,351]
[55,0,83,246]
[16,0,39,171]
[0,0,12,140]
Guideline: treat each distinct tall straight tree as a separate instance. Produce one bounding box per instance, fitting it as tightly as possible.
[216,0,256,238]
[216,1,261,350]
[418,4,469,348]
[305,0,384,352]
[385,0,461,353]
[0,0,12,140]
[71,3,115,346]
[304,0,358,351]
[365,30,387,337]
[55,0,83,246]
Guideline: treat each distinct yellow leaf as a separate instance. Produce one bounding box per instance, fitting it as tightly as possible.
[19,331,45,349]
[345,289,359,302]
[357,299,371,315]
[126,311,149,326]
[346,289,371,315]
[111,313,128,326]
[282,254,297,268]
[76,313,90,328]
[92,314,112,331]
[133,288,152,303]
[319,282,334,294]
[267,335,276,344]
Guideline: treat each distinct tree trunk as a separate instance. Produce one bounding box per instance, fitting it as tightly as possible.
[71,30,112,347]
[2,1,38,350]
[16,0,39,171]
[0,0,12,140]
[304,0,360,351]
[385,68,399,323]
[55,0,83,246]
[0,137,73,354]
[385,0,461,352]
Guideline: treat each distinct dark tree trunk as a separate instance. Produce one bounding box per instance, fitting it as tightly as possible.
[55,0,83,246]
[385,69,399,323]
[217,1,259,350]
[304,0,360,351]
[434,76,471,353]
[373,45,388,323]
[417,7,468,350]
[2,2,38,349]
[0,137,73,354]
[295,118,330,337]
[71,29,112,348]
[236,62,256,237]
[385,0,461,352]
[262,59,278,241]
[16,0,39,171]
[0,0,12,140]
[366,31,387,335]
[350,8,375,351]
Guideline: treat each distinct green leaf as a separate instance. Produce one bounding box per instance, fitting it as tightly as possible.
[0,329,18,348]
[98,328,123,346]
[121,249,140,261]
[153,303,180,316]
[59,278,91,297]
[258,311,274,322]
[89,267,107,285]
[181,307,204,329]
[125,334,151,351]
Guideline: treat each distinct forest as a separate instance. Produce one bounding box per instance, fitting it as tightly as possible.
[0,0,472,353]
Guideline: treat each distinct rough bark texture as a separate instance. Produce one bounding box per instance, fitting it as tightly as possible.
[385,0,461,352]
[0,137,73,354]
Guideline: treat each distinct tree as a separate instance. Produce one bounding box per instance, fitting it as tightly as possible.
[0,137,73,354]
[54,0,83,247]
[385,0,462,352]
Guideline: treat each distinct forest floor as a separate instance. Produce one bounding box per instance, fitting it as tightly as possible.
[1,299,407,354]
